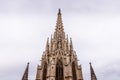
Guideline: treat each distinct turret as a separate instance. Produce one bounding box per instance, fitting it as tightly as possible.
[22,62,29,80]
[90,62,97,80]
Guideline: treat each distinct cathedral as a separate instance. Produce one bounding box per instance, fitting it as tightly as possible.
[22,9,97,80]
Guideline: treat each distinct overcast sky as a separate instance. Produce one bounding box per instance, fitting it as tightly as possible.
[0,0,120,80]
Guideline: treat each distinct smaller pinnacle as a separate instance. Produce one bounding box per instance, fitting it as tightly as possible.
[45,38,49,51]
[22,62,29,80]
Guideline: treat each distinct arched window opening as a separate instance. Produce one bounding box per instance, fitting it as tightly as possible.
[56,60,64,80]
[72,62,77,80]
[43,62,47,80]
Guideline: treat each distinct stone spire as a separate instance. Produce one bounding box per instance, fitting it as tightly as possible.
[54,9,65,40]
[35,9,84,80]
[20,9,99,80]
[55,9,64,32]
[22,62,29,80]
[90,62,97,80]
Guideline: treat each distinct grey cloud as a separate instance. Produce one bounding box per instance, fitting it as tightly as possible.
[97,61,120,80]
[0,0,51,15]
[0,0,120,15]
[0,62,37,80]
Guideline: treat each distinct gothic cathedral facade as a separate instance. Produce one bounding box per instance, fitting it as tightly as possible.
[22,9,97,80]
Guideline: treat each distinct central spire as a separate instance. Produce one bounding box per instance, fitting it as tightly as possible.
[54,9,65,40]
[55,9,64,31]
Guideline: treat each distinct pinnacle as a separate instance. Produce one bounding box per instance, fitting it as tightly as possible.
[22,63,29,80]
[45,38,49,51]
[90,63,97,80]
[27,62,29,64]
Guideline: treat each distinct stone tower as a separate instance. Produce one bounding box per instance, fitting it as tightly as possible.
[22,9,97,80]
[36,9,83,80]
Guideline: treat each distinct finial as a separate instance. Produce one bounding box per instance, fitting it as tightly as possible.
[70,38,73,51]
[70,38,73,44]
[58,8,61,14]
[89,62,91,65]
[45,37,49,51]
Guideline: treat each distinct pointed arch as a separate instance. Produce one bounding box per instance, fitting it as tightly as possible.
[56,60,64,80]
[72,62,77,80]
[42,62,47,80]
